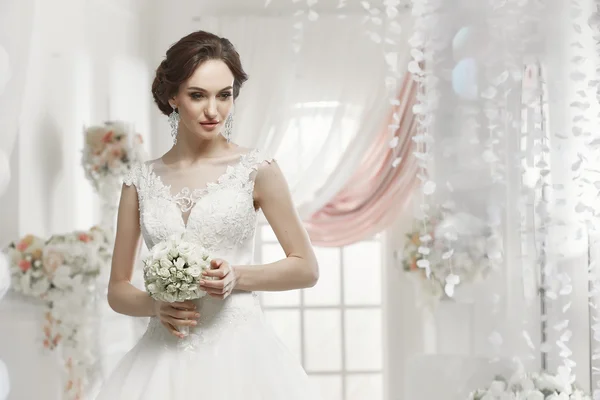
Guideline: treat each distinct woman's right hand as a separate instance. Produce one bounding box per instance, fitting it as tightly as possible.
[153,300,200,338]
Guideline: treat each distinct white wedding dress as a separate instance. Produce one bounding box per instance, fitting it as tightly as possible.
[96,149,320,399]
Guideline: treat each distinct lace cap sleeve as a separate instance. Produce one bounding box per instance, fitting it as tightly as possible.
[123,162,142,187]
[247,149,275,173]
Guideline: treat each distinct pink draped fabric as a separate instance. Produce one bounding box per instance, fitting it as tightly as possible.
[304,73,419,247]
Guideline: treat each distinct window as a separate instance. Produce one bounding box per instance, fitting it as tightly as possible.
[273,101,362,191]
[256,224,384,400]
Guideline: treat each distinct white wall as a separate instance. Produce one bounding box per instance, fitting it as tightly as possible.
[0,1,150,399]
[0,0,151,243]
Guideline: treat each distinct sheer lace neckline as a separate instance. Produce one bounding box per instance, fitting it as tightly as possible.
[145,149,258,228]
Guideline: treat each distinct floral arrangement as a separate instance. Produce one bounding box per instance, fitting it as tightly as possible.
[468,367,591,400]
[6,234,51,297]
[82,120,144,192]
[143,234,212,335]
[402,210,499,300]
[4,226,112,400]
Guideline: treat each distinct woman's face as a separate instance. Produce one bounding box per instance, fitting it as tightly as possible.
[169,59,235,142]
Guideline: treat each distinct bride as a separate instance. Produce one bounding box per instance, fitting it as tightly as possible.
[96,30,321,399]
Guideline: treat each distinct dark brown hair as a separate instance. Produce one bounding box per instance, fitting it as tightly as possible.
[151,30,248,116]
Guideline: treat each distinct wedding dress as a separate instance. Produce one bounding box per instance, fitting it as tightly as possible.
[96,149,320,399]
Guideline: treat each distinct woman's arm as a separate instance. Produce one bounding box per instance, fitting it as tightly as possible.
[233,161,319,291]
[108,182,203,337]
[106,184,157,316]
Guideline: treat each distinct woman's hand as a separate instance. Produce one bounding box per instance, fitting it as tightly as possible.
[153,300,200,338]
[200,259,237,299]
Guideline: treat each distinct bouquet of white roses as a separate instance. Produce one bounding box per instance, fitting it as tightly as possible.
[143,235,212,334]
[468,367,591,400]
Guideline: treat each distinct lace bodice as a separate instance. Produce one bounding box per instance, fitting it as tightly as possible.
[123,148,273,265]
[123,149,274,347]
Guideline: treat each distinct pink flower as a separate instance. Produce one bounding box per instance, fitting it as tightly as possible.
[101,130,114,143]
[16,234,34,251]
[18,259,31,272]
[16,242,28,251]
[78,233,92,243]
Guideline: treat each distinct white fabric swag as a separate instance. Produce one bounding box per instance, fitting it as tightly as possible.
[195,13,413,219]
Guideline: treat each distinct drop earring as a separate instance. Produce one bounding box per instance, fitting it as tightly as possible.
[168,106,180,145]
[223,110,234,143]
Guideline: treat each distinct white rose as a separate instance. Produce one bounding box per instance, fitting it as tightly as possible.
[158,267,170,278]
[151,241,169,259]
[188,266,202,278]
[159,257,173,269]
[525,390,544,400]
[176,241,195,257]
[535,376,553,391]
[147,283,157,293]
[174,257,186,270]
[148,264,158,275]
[168,245,179,259]
[162,293,176,302]
[166,284,177,293]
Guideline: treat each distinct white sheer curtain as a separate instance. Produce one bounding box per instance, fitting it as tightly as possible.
[0,0,36,158]
[197,13,412,218]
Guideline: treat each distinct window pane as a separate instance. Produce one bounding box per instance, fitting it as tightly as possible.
[345,310,382,371]
[309,375,343,400]
[346,374,383,400]
[304,309,342,372]
[261,244,300,306]
[304,247,341,306]
[263,310,302,362]
[343,241,382,305]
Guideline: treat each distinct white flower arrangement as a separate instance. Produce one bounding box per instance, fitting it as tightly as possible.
[143,234,213,336]
[4,226,112,400]
[82,120,145,192]
[5,234,51,298]
[401,211,501,301]
[143,234,212,304]
[469,367,591,400]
